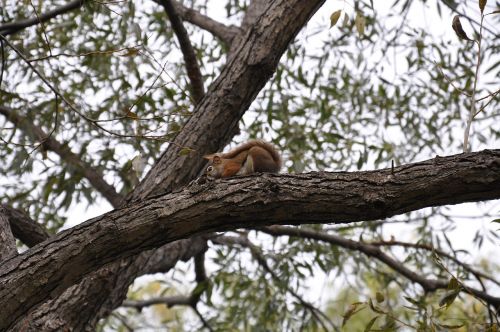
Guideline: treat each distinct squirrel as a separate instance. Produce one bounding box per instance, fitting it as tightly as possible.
[204,139,282,178]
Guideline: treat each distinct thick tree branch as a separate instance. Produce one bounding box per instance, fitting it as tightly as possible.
[1,204,50,247]
[152,0,240,45]
[0,206,17,261]
[11,237,208,331]
[1,149,499,329]
[159,0,205,103]
[0,105,123,208]
[0,0,87,36]
[262,225,500,312]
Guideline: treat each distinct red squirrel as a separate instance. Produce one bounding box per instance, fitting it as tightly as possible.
[204,140,282,178]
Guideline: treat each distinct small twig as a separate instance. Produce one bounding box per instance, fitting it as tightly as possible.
[434,62,471,98]
[474,89,500,117]
[192,305,215,332]
[110,312,134,332]
[29,0,53,56]
[27,45,143,62]
[122,295,192,309]
[0,39,5,87]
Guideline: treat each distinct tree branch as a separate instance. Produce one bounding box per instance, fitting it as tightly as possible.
[0,105,123,208]
[122,295,192,310]
[0,206,17,261]
[11,237,208,331]
[213,235,335,331]
[1,149,499,329]
[261,225,500,312]
[0,0,88,36]
[159,0,205,103]
[151,0,240,45]
[1,204,50,247]
[369,239,500,287]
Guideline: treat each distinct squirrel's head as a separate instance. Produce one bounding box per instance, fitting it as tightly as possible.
[203,154,223,178]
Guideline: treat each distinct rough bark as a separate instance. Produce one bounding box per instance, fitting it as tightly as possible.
[2,204,50,247]
[0,207,17,261]
[1,149,499,330]
[10,237,207,331]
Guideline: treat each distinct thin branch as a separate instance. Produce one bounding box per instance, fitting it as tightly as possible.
[122,295,192,309]
[212,235,336,331]
[0,0,88,36]
[192,305,215,332]
[0,206,17,261]
[159,0,205,104]
[261,225,500,312]
[1,204,50,247]
[0,33,169,140]
[369,239,500,287]
[0,39,5,88]
[474,88,500,117]
[151,0,239,45]
[0,105,124,208]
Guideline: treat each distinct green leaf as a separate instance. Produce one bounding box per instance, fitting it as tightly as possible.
[447,277,459,290]
[342,303,365,326]
[355,12,366,36]
[330,10,342,28]
[368,298,385,314]
[479,0,487,14]
[364,316,379,332]
[375,291,385,303]
[439,289,461,308]
[179,147,194,156]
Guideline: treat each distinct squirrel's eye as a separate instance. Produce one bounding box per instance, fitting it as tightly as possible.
[206,166,213,172]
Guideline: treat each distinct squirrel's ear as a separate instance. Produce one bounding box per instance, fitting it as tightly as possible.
[204,154,214,160]
[212,155,222,164]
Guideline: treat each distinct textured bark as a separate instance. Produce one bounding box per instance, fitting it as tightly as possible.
[10,237,207,331]
[0,207,17,261]
[2,204,50,247]
[1,149,499,330]
[127,0,327,202]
